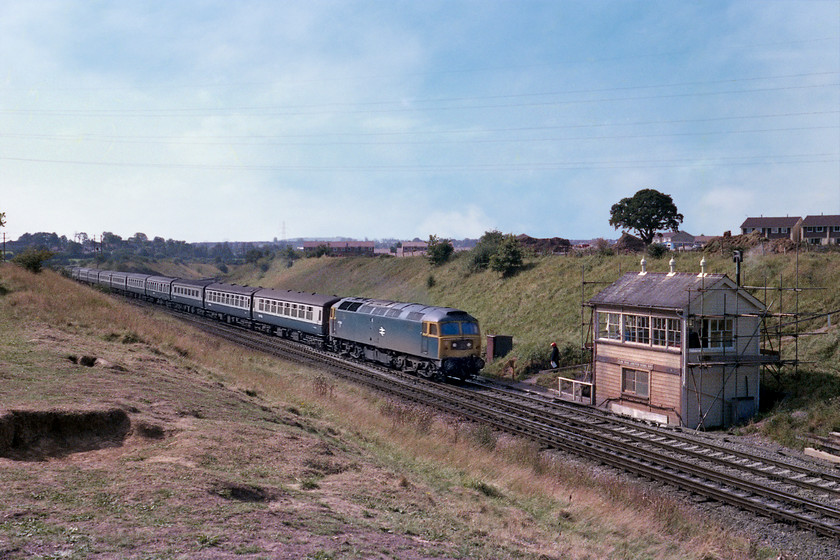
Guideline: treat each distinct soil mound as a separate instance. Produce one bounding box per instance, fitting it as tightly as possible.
[614,232,646,253]
[702,231,798,254]
[0,408,131,461]
[516,234,571,255]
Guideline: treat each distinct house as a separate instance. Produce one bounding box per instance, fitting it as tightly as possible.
[692,235,715,250]
[801,215,840,246]
[302,241,375,257]
[740,216,801,243]
[587,259,777,429]
[653,230,695,251]
[398,241,428,256]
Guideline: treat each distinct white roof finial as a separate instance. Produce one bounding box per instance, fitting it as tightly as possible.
[668,257,676,275]
[639,257,647,275]
[698,257,707,277]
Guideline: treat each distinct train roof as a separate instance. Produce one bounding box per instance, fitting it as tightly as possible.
[145,275,177,283]
[206,282,260,295]
[254,287,342,307]
[333,296,477,323]
[172,278,217,288]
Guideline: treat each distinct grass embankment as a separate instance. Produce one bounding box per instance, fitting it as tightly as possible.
[230,249,840,447]
[0,264,770,558]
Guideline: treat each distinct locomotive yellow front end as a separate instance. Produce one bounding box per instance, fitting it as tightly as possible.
[425,316,485,380]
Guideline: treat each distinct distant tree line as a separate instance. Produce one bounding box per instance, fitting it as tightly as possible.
[3,230,302,270]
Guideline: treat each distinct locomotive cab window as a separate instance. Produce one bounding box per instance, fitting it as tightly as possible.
[461,322,480,335]
[440,322,460,336]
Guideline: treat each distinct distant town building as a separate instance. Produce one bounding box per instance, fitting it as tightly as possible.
[740,216,802,243]
[302,241,375,257]
[653,230,696,251]
[801,215,840,246]
[398,241,428,256]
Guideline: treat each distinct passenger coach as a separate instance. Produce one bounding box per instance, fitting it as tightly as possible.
[253,288,341,342]
[204,283,259,323]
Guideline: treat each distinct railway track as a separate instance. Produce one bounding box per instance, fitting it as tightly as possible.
[135,300,840,539]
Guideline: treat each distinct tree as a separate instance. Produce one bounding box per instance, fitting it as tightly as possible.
[467,230,505,273]
[609,188,684,245]
[0,212,6,228]
[12,248,54,273]
[489,234,524,277]
[245,248,264,264]
[426,235,454,266]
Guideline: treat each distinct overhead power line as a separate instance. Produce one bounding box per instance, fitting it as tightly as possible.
[2,153,836,173]
[2,80,837,118]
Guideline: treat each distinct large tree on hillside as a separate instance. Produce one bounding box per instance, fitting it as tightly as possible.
[609,188,684,245]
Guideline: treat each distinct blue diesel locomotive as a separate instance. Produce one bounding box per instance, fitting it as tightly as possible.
[331,296,483,380]
[70,267,484,381]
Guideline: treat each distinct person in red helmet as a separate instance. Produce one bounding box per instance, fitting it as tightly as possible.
[550,342,559,369]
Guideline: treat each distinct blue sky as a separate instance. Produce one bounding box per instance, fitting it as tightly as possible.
[1,0,838,243]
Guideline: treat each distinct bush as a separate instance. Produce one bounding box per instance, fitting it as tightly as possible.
[646,243,669,259]
[466,230,505,273]
[426,235,454,266]
[11,248,54,273]
[489,234,524,277]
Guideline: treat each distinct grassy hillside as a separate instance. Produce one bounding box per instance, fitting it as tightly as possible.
[0,263,773,558]
[80,247,840,446]
[226,249,840,447]
[229,250,840,365]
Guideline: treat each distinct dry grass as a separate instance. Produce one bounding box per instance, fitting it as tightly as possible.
[0,264,776,558]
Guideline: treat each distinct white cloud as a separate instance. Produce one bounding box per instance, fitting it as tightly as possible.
[415,205,492,239]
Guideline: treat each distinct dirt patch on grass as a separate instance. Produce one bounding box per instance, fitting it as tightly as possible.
[0,408,131,461]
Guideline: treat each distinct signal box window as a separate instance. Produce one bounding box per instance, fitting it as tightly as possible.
[621,368,649,399]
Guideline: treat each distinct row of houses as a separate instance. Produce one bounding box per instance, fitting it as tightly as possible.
[741,215,840,245]
[301,214,840,259]
[301,241,429,257]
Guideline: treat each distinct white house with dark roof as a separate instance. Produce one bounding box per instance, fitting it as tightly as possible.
[801,215,840,245]
[587,259,776,429]
[653,230,695,250]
